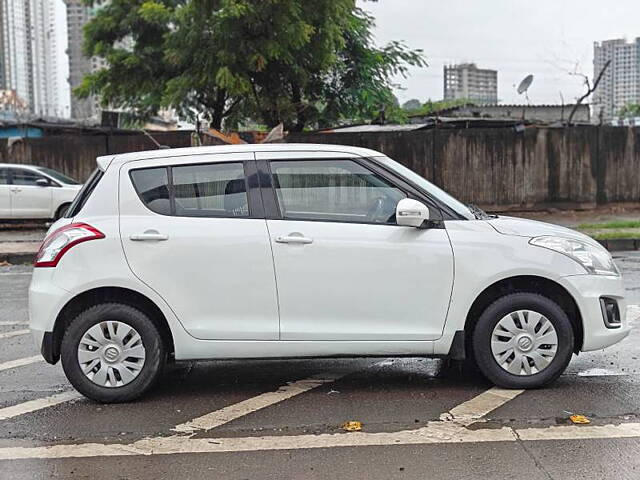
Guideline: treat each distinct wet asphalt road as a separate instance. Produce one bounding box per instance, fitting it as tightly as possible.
[0,254,639,479]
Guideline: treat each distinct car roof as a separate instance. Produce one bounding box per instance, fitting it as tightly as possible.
[98,143,384,170]
[0,163,42,169]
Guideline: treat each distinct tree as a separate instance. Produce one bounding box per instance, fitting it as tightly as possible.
[401,99,422,111]
[619,103,640,118]
[77,0,426,130]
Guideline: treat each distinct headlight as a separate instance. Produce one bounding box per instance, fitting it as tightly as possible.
[529,236,619,276]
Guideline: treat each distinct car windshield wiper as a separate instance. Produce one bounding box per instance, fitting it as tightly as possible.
[467,203,496,220]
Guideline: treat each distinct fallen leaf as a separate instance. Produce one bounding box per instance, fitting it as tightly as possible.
[341,421,363,432]
[569,414,591,424]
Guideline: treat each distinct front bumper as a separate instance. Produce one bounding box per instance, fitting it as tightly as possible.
[562,274,630,351]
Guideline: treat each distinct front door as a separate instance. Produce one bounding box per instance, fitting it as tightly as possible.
[119,154,280,340]
[9,168,53,218]
[259,154,455,341]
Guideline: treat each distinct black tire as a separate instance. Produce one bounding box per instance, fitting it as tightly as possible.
[54,203,70,220]
[471,293,574,389]
[61,303,166,403]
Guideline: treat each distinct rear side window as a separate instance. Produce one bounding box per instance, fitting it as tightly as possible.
[130,162,249,218]
[66,169,104,217]
[129,168,171,215]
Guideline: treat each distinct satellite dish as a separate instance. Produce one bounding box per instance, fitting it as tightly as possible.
[517,74,534,95]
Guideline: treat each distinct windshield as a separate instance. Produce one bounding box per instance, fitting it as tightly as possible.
[36,167,81,185]
[375,156,475,220]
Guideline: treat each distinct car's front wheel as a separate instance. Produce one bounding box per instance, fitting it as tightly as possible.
[61,303,165,402]
[471,293,574,389]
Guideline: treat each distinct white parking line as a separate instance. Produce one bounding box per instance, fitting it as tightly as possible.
[0,329,30,340]
[0,391,82,421]
[0,321,29,326]
[440,387,524,425]
[173,375,340,433]
[0,355,43,372]
[3,417,640,460]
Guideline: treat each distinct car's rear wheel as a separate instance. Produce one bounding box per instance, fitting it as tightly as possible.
[54,203,70,220]
[471,293,574,389]
[61,303,165,403]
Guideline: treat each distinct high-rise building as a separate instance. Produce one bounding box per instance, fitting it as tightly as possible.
[64,0,107,120]
[444,63,498,105]
[593,38,640,121]
[0,0,65,117]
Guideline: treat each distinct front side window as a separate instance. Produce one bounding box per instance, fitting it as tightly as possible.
[0,168,8,185]
[130,162,249,218]
[270,159,406,224]
[11,168,49,186]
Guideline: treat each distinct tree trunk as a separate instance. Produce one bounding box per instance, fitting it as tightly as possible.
[209,89,228,130]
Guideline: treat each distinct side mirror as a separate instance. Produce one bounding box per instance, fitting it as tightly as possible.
[35,178,49,187]
[396,198,430,228]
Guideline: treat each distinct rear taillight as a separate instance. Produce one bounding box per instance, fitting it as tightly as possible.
[34,223,104,267]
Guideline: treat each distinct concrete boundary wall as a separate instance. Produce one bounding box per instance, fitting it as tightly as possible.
[289,127,640,211]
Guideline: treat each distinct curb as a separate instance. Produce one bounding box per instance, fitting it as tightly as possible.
[597,239,640,252]
[0,252,35,265]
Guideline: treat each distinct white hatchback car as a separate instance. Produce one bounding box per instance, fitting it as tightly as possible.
[0,163,82,220]
[29,144,629,402]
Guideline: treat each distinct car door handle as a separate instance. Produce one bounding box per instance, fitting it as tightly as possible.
[10,187,21,193]
[275,235,313,245]
[130,230,169,241]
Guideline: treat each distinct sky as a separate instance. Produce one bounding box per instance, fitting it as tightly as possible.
[358,0,640,106]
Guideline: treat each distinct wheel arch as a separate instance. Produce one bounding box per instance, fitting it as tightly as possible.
[49,286,175,364]
[464,275,584,354]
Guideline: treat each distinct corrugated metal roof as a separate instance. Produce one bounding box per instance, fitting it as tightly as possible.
[320,123,430,133]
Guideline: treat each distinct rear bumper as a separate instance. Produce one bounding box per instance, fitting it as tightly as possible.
[29,268,69,364]
[562,274,630,352]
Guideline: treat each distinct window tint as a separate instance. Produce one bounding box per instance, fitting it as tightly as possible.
[0,168,8,185]
[172,163,248,217]
[11,168,48,186]
[270,160,406,224]
[130,168,171,215]
[129,162,249,218]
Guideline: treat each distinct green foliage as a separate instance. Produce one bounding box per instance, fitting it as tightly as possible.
[78,0,426,130]
[411,98,476,117]
[618,103,640,118]
[401,99,422,111]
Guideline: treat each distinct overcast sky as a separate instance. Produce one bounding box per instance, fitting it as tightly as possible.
[358,0,640,106]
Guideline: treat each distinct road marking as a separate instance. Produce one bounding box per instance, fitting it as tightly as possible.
[0,321,29,326]
[0,329,30,340]
[0,271,32,276]
[0,355,42,372]
[3,421,640,460]
[173,376,340,433]
[0,391,82,421]
[440,387,524,425]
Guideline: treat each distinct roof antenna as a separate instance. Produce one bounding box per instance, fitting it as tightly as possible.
[139,129,170,149]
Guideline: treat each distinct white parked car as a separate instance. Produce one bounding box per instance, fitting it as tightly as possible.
[0,163,82,220]
[29,144,629,402]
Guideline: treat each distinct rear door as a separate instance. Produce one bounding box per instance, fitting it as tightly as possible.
[119,153,280,340]
[9,168,53,218]
[0,168,10,218]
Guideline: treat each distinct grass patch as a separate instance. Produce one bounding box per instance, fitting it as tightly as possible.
[585,231,640,240]
[577,220,640,230]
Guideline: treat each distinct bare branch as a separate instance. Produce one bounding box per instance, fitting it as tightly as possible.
[567,59,611,126]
